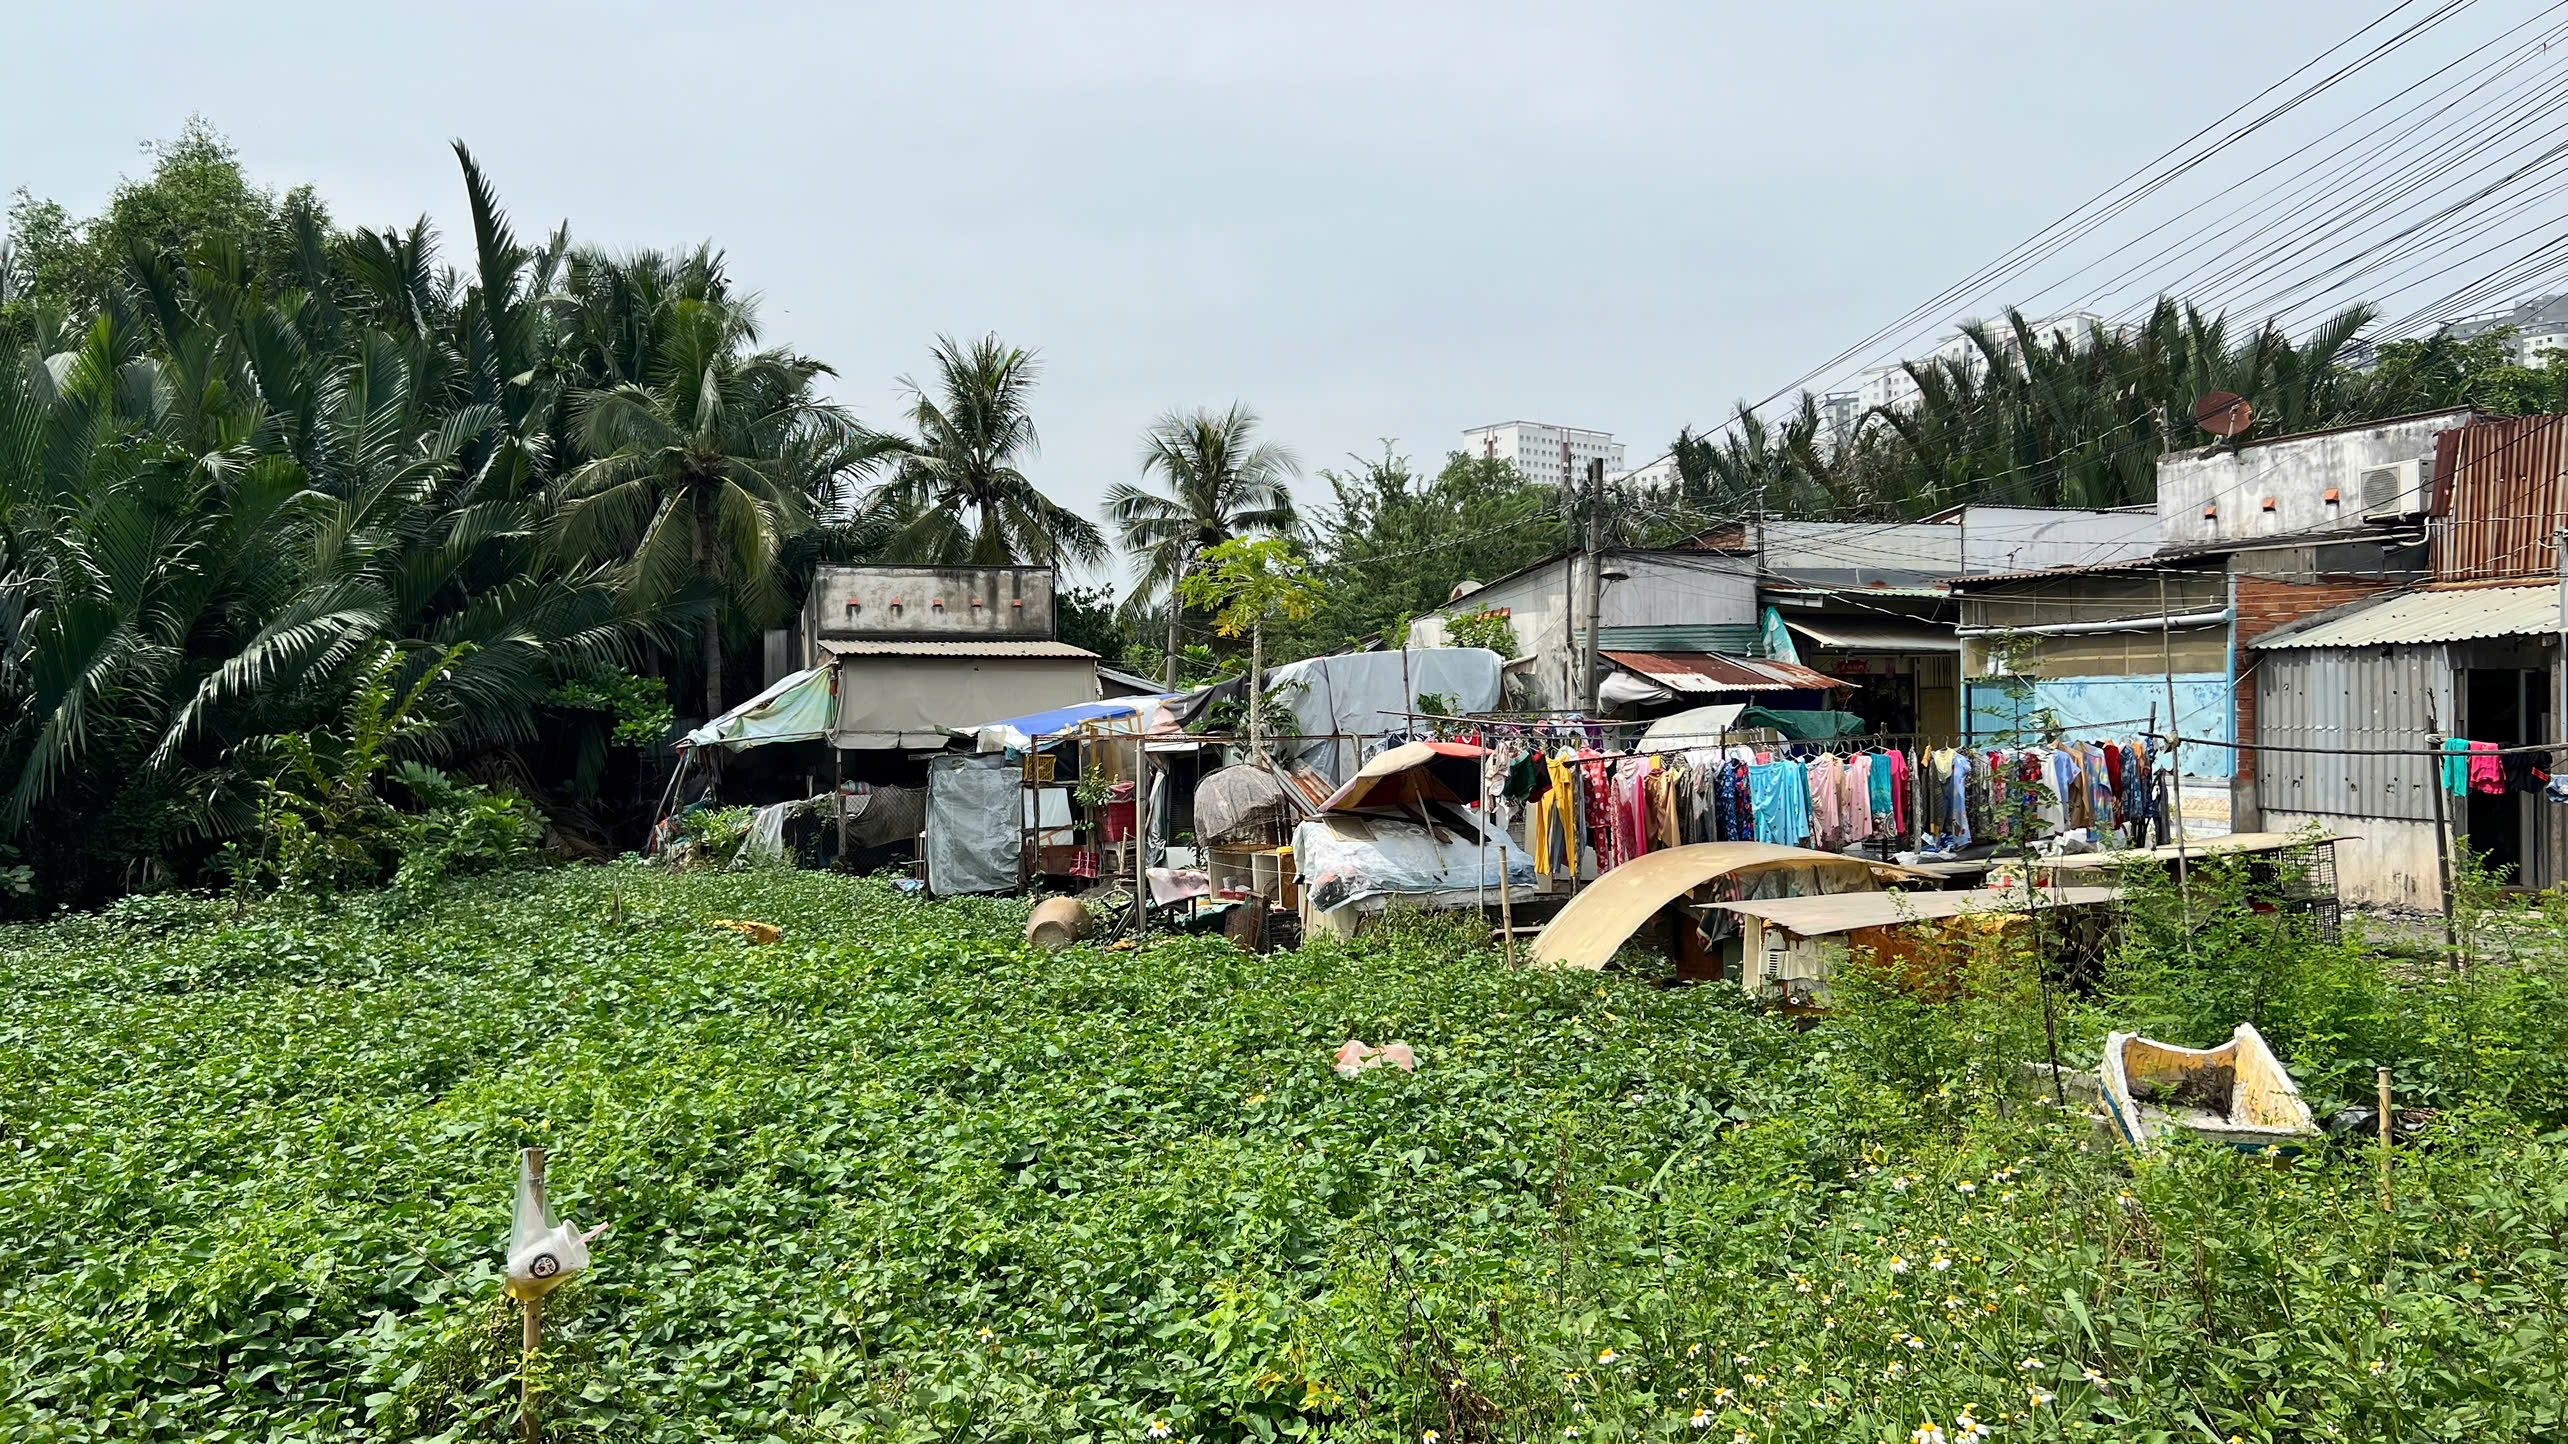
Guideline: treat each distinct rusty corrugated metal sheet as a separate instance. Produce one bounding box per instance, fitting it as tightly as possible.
[2434,415,2568,581]
[1599,650,1853,693]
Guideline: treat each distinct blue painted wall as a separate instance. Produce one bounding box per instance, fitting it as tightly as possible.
[1964,674,2234,778]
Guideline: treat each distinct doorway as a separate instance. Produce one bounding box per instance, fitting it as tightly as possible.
[2461,667,2546,885]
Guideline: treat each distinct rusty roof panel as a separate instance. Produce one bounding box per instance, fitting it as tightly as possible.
[1600,650,1854,693]
[2434,414,2568,582]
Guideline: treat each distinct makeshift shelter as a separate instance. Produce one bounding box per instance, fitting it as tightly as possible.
[1708,885,2120,1005]
[1263,646,1504,783]
[1293,739,1534,937]
[1529,842,1924,971]
[1636,704,1747,750]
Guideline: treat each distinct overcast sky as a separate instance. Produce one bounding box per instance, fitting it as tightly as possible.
[3,1,2473,585]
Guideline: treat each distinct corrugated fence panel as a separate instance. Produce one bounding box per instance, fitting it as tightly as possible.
[2258,644,2446,822]
[2436,416,2568,582]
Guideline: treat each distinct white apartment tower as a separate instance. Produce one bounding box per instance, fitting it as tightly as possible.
[1462,421,1625,489]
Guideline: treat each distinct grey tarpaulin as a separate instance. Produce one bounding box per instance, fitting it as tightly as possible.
[1266,647,1503,784]
[925,754,1021,895]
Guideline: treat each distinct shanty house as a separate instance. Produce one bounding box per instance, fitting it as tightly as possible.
[794,564,1103,752]
[2247,413,2568,906]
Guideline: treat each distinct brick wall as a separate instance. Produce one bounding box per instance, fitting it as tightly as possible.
[2232,576,2398,779]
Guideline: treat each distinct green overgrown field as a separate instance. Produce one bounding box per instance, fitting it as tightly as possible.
[4,868,2567,1443]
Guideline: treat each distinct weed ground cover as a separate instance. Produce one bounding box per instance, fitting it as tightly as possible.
[1,867,2562,1442]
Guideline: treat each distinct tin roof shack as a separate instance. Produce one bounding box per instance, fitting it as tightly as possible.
[1405,547,1762,711]
[1950,558,2235,779]
[2233,412,2568,906]
[798,565,1103,754]
[1709,885,2120,1009]
[2252,585,2565,907]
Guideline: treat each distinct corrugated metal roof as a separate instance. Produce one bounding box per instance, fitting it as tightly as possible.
[2250,585,2564,650]
[1600,650,1853,693]
[1947,555,2195,588]
[1783,618,1960,653]
[821,638,1100,659]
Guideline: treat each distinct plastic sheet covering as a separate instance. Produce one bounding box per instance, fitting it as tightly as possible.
[1266,647,1502,783]
[1292,810,1536,912]
[737,801,795,864]
[505,1155,590,1301]
[926,753,1022,895]
[683,664,835,750]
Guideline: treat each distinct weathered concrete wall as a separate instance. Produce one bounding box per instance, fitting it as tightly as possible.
[2265,809,2442,911]
[2157,411,2470,552]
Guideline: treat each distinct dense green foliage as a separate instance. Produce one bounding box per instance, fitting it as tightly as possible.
[1666,302,2568,521]
[5,864,2565,1442]
[0,127,877,908]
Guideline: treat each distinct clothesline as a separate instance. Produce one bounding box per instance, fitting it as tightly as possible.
[2153,733,2568,757]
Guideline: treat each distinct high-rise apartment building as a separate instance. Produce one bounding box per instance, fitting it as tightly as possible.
[1462,421,1625,489]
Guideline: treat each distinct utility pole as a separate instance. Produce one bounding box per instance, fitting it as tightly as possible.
[1583,457,1606,713]
[1163,558,1186,691]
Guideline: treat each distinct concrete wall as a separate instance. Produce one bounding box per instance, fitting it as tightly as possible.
[2265,810,2442,911]
[2156,410,2471,552]
[1418,551,1757,708]
[808,565,1057,643]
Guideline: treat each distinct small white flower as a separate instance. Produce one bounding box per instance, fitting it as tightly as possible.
[1424,1433,1441,1444]
[1729,1431,1750,1444]
[1930,1256,1952,1272]
[1889,1255,1911,1274]
[1905,1334,1926,1351]
[1687,1410,1712,1431]
[2018,1358,2042,1372]
[1955,1181,1977,1194]
[1146,1422,1174,1441]
[1597,1348,1619,1366]
[1913,1424,1947,1444]
[1885,1361,1907,1378]
[1941,1296,1962,1311]
[977,1327,995,1345]
[2368,1358,2388,1376]
[1686,1342,1704,1358]
[1893,1176,1913,1192]
[1956,1415,1989,1442]
[1713,1387,1735,1404]
[1563,1429,1581,1440]
[1733,1352,1752,1366]
[2027,1387,2054,1406]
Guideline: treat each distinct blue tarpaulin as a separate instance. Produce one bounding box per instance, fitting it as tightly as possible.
[967,696,1174,752]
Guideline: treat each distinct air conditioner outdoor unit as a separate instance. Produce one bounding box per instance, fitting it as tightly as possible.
[2359,458,2425,523]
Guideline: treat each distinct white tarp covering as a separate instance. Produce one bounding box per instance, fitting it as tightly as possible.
[1638,704,1748,750]
[684,664,836,751]
[1292,810,1536,913]
[925,754,1021,895]
[1266,647,1503,784]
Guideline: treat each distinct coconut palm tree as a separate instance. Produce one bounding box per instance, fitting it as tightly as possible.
[555,295,872,719]
[864,334,1106,568]
[1104,403,1300,687]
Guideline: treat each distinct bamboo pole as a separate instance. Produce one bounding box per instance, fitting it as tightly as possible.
[520,1146,546,1443]
[2376,1067,2394,1212]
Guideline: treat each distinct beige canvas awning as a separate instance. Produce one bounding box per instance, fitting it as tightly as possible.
[1529,842,1927,969]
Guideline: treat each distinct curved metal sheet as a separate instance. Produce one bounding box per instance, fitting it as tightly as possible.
[1528,842,1924,970]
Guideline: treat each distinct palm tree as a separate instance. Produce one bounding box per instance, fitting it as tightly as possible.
[863,334,1106,568]
[556,295,871,719]
[1104,404,1299,687]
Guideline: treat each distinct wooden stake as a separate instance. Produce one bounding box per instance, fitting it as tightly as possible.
[521,1147,545,1444]
[2376,1067,2394,1212]
[2426,701,2462,968]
